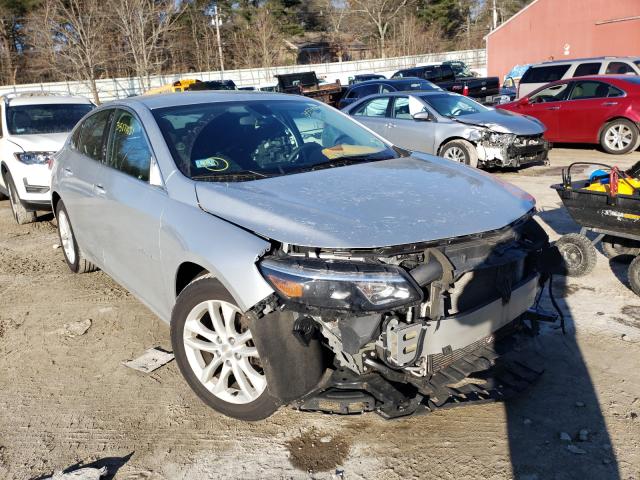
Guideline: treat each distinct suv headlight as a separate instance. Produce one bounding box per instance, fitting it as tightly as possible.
[14,152,55,166]
[259,257,422,312]
[483,132,515,145]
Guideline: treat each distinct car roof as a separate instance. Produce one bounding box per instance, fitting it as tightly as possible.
[119,90,308,110]
[348,77,428,87]
[535,56,640,66]
[1,93,93,106]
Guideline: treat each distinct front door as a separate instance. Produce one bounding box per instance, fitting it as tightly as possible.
[99,108,169,316]
[519,82,571,142]
[384,96,437,153]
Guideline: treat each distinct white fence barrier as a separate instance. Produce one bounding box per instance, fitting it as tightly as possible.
[0,49,486,103]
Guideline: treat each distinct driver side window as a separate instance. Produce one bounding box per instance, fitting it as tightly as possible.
[530,83,570,103]
[106,109,152,182]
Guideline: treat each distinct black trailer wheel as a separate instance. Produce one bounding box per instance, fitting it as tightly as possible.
[601,235,640,261]
[556,233,598,277]
[629,256,640,296]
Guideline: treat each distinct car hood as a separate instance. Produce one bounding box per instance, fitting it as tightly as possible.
[195,154,535,249]
[450,109,544,135]
[7,132,69,153]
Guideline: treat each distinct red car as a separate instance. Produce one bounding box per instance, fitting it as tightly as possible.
[497,75,640,155]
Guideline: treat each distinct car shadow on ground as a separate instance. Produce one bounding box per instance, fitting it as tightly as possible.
[504,274,620,479]
[502,209,620,479]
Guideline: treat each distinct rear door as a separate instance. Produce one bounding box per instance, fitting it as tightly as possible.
[350,96,392,137]
[518,82,571,141]
[384,96,436,153]
[558,80,627,142]
[62,108,113,264]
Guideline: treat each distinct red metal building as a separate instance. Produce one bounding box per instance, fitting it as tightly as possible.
[486,0,640,81]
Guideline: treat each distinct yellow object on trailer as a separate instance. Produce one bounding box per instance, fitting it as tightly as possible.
[145,79,199,96]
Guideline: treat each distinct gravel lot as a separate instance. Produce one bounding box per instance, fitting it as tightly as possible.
[0,147,639,480]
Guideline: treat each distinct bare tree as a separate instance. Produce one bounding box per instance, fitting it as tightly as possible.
[349,0,409,58]
[112,0,184,91]
[25,0,109,103]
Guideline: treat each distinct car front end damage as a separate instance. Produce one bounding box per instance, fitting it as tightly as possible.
[475,131,550,168]
[249,212,556,418]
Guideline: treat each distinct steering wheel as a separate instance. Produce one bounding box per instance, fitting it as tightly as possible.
[285,141,324,164]
[450,107,463,117]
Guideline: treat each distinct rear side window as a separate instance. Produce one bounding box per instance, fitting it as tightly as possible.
[605,62,635,75]
[569,81,621,100]
[439,65,455,81]
[573,62,601,77]
[106,110,151,182]
[76,109,112,162]
[521,65,571,83]
[352,97,391,117]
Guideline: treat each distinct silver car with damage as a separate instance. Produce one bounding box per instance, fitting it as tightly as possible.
[343,91,550,168]
[50,92,556,420]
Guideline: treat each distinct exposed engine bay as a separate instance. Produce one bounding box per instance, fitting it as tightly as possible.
[253,212,558,418]
[476,132,550,169]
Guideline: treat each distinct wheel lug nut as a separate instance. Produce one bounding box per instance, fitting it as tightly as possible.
[234,353,241,360]
[229,337,235,345]
[225,360,231,367]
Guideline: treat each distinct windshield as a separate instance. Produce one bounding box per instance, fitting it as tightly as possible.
[447,62,472,77]
[153,99,398,181]
[6,103,93,135]
[420,94,488,117]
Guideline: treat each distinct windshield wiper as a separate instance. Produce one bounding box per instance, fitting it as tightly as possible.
[305,154,393,172]
[192,170,275,181]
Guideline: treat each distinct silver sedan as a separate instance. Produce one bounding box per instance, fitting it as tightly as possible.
[50,92,549,420]
[342,91,550,168]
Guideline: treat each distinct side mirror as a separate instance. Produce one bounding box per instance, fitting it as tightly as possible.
[412,111,434,122]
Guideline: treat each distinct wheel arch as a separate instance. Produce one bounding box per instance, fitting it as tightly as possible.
[437,136,476,155]
[51,191,61,215]
[175,261,212,299]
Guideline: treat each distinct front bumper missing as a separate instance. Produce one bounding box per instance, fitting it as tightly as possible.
[295,322,547,419]
[478,137,550,168]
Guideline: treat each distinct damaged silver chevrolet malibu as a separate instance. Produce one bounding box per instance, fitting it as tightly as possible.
[50,92,556,420]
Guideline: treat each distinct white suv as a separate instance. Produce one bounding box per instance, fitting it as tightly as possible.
[0,93,93,224]
[518,56,640,98]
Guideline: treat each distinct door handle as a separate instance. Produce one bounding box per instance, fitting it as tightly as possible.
[386,122,396,128]
[63,167,73,176]
[545,106,561,110]
[602,101,618,106]
[94,184,106,194]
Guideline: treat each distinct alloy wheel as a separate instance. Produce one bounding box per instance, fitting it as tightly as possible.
[57,209,76,265]
[182,300,266,404]
[604,124,633,152]
[444,146,466,163]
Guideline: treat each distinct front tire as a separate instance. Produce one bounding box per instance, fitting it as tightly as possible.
[629,256,640,296]
[440,139,479,168]
[171,276,279,421]
[55,201,97,273]
[556,233,598,277]
[5,174,36,225]
[600,119,640,155]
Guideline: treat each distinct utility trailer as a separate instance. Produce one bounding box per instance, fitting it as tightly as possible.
[274,72,343,107]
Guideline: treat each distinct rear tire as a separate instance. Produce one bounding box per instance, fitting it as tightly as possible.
[629,256,640,296]
[601,235,640,261]
[440,139,479,168]
[556,233,598,277]
[55,201,97,274]
[600,119,640,155]
[171,276,279,421]
[5,174,36,225]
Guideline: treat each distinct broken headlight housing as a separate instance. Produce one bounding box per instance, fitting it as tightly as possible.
[259,257,422,312]
[483,132,515,145]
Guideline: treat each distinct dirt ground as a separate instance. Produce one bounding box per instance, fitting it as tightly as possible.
[1,147,639,480]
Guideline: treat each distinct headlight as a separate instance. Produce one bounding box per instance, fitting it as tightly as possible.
[14,152,55,166]
[483,132,515,144]
[259,257,422,312]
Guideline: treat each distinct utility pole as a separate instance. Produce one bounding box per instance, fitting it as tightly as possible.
[492,0,498,30]
[212,3,225,80]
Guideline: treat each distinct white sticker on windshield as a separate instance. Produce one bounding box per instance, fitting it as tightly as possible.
[195,157,229,171]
